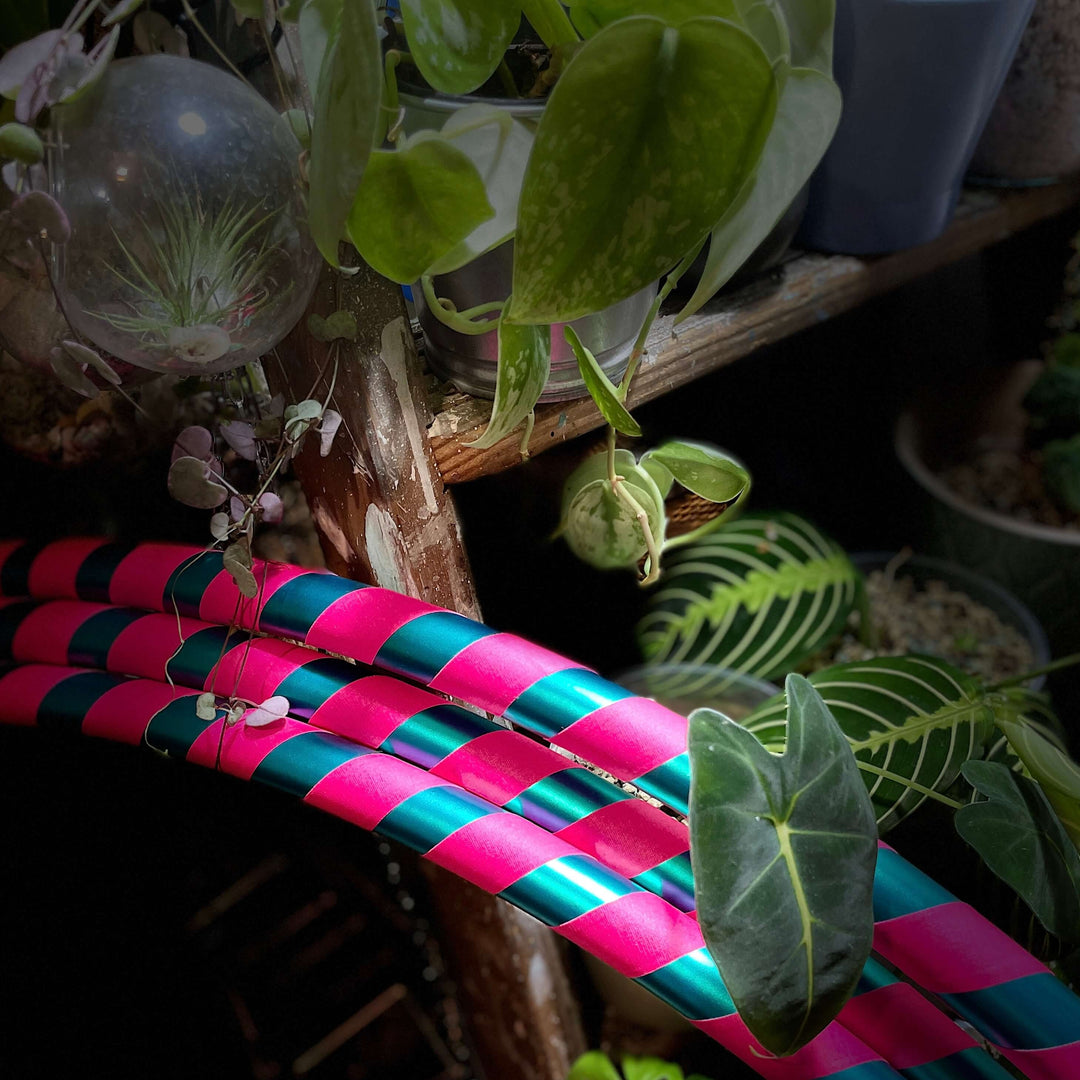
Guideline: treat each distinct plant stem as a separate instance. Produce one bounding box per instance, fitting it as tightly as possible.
[987,652,1080,692]
[497,58,520,98]
[420,275,504,335]
[521,0,580,49]
[66,0,104,36]
[180,0,253,88]
[259,16,292,113]
[605,425,662,585]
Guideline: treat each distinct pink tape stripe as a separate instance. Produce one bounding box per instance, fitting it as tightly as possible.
[430,632,585,715]
[0,664,81,724]
[557,891,705,978]
[305,588,443,664]
[1001,1040,1080,1080]
[27,538,111,599]
[108,613,210,683]
[197,558,312,629]
[13,600,114,665]
[0,538,22,578]
[215,716,314,781]
[108,543,204,609]
[212,637,317,702]
[552,695,688,778]
[873,902,1048,993]
[82,680,195,746]
[555,800,689,879]
[839,985,975,1070]
[310,675,442,748]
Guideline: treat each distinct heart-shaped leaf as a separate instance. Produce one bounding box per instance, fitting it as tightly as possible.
[220,420,257,461]
[347,134,494,284]
[638,511,857,681]
[210,512,231,542]
[564,325,641,437]
[168,456,229,509]
[1001,718,1080,853]
[195,691,218,721]
[308,0,382,265]
[734,0,789,63]
[399,0,520,95]
[509,15,777,324]
[298,0,342,93]
[466,316,550,449]
[0,31,64,99]
[957,760,1080,942]
[677,65,841,321]
[0,121,42,164]
[223,539,259,598]
[743,655,997,832]
[246,695,290,728]
[690,674,877,1054]
[772,0,835,73]
[641,441,749,503]
[307,309,358,343]
[171,425,214,464]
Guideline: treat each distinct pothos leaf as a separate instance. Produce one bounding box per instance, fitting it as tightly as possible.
[465,316,550,450]
[690,674,877,1055]
[564,325,641,437]
[298,0,342,93]
[772,0,835,74]
[957,760,1080,942]
[641,440,748,504]
[567,0,740,30]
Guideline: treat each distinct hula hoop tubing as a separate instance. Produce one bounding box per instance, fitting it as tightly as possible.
[0,661,905,1080]
[0,598,1039,1080]
[3,540,1080,1079]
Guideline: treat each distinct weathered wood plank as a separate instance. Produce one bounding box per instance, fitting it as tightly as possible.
[430,180,1080,483]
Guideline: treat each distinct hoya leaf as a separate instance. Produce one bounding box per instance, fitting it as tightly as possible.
[642,441,748,503]
[298,0,342,93]
[957,760,1080,942]
[564,325,641,437]
[466,317,550,449]
[308,0,382,265]
[48,346,97,398]
[195,692,218,721]
[223,540,259,599]
[428,104,535,275]
[0,121,42,164]
[347,135,493,284]
[398,0,520,95]
[168,456,229,509]
[690,674,877,1055]
[677,66,841,321]
[1001,718,1080,853]
[510,16,777,324]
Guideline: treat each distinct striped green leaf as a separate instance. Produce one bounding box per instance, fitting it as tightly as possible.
[742,655,997,832]
[637,511,857,682]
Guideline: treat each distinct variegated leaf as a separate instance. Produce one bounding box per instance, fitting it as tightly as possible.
[637,511,857,682]
[742,655,997,832]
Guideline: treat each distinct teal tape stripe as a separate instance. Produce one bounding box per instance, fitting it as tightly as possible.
[632,852,695,914]
[163,551,224,618]
[145,696,210,757]
[375,611,496,684]
[166,625,250,687]
[258,574,364,640]
[251,731,366,799]
[636,947,734,1021]
[854,956,899,996]
[898,1048,1018,1080]
[504,668,633,739]
[68,607,144,669]
[377,784,499,853]
[633,753,691,816]
[276,657,361,719]
[944,972,1080,1050]
[873,846,954,920]
[498,853,637,927]
[38,670,127,731]
[75,542,136,602]
[0,541,42,597]
[380,704,493,770]
[0,599,38,657]
[506,768,632,833]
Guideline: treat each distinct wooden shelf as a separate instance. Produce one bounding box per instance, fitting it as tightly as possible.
[428,179,1080,485]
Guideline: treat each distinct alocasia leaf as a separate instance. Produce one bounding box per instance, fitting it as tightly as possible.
[307,0,382,265]
[465,316,550,449]
[689,674,877,1055]
[399,0,520,95]
[956,760,1080,942]
[677,66,841,321]
[509,15,777,324]
[347,133,494,284]
[564,325,642,437]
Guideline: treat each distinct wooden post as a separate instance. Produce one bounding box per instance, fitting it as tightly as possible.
[270,261,587,1080]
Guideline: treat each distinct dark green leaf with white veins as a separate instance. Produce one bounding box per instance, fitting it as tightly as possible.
[564,326,641,437]
[399,0,521,95]
[466,316,550,450]
[637,511,857,680]
[743,655,996,832]
[690,674,877,1055]
[957,760,1080,942]
[308,0,382,266]
[509,16,777,324]
[347,134,493,284]
[560,448,666,570]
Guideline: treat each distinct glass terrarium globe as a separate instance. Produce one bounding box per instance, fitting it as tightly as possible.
[49,54,320,375]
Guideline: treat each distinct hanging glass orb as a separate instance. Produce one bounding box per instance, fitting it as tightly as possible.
[48,54,320,375]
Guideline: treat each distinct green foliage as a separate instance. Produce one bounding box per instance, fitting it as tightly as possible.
[637,511,857,679]
[565,326,642,437]
[1044,434,1080,514]
[1023,364,1080,443]
[957,761,1080,942]
[689,675,877,1055]
[0,120,42,163]
[640,441,748,505]
[567,1051,713,1080]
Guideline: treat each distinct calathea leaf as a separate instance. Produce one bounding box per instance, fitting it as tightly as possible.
[564,325,641,437]
[509,15,777,324]
[399,0,520,95]
[347,133,494,284]
[677,65,841,321]
[690,674,877,1055]
[637,511,857,680]
[742,655,997,832]
[307,0,382,265]
[956,760,1080,942]
[1001,717,1080,853]
[466,315,550,449]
